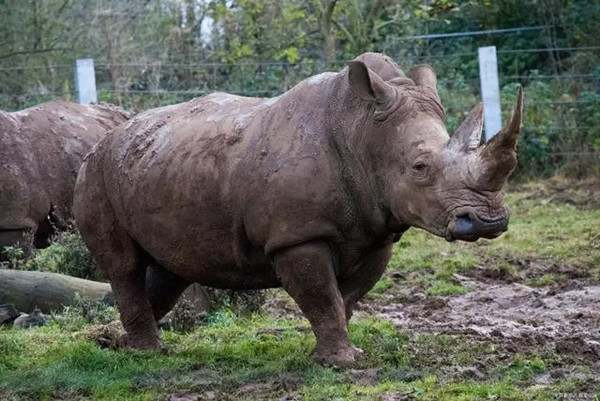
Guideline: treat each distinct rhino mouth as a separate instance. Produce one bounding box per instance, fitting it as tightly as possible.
[445,208,508,242]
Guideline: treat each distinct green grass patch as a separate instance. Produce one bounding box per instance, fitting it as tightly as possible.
[1,315,594,401]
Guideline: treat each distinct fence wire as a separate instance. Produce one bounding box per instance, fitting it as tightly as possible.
[0,43,598,175]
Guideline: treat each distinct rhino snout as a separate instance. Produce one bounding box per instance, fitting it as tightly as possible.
[445,208,508,242]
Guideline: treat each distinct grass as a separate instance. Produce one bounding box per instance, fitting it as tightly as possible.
[1,315,597,401]
[1,180,599,400]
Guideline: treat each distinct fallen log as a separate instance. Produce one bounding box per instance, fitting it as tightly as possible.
[0,269,256,318]
[0,269,112,313]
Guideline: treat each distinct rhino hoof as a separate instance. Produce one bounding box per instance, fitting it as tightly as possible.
[314,345,364,367]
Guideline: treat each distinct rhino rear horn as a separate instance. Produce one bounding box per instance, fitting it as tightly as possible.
[449,103,483,152]
[348,61,395,106]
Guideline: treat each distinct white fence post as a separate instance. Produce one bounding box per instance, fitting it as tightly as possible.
[74,58,97,104]
[478,46,502,141]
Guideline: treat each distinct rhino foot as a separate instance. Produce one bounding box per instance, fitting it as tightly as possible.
[117,333,165,352]
[314,345,364,367]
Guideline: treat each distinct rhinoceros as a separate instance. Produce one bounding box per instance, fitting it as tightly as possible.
[0,101,129,251]
[74,52,523,365]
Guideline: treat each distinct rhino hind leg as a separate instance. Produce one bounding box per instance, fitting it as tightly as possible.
[96,229,162,350]
[75,179,161,350]
[32,215,55,248]
[32,205,69,248]
[145,263,190,321]
[274,241,361,366]
[338,243,392,323]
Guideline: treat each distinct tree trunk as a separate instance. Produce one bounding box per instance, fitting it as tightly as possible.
[320,0,339,65]
[0,269,112,313]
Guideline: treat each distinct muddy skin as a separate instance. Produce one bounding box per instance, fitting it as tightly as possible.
[74,52,523,366]
[0,101,129,253]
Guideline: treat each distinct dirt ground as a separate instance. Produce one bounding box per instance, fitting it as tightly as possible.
[376,280,600,352]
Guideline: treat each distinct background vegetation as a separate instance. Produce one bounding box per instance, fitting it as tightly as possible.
[0,0,599,177]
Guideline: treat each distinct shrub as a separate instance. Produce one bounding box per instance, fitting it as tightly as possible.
[161,287,267,333]
[51,294,118,331]
[205,288,266,316]
[0,245,26,270]
[502,78,600,178]
[0,229,100,281]
[165,295,208,333]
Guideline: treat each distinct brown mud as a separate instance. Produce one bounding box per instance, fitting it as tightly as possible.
[375,280,600,354]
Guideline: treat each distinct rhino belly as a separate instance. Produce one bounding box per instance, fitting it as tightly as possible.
[126,210,278,289]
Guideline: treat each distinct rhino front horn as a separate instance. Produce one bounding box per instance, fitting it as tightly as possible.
[477,87,524,190]
[488,86,524,151]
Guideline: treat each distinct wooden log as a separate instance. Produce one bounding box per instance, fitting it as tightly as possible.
[0,269,112,313]
[0,270,248,317]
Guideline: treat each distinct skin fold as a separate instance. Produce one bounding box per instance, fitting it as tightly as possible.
[74,52,523,365]
[0,101,129,251]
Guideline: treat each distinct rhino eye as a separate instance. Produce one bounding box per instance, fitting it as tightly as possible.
[413,162,428,171]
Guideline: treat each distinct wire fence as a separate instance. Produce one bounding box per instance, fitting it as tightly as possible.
[0,40,598,175]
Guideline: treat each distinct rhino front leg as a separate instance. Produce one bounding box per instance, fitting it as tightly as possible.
[274,241,360,366]
[339,243,393,323]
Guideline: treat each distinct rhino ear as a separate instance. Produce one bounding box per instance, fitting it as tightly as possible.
[348,61,395,105]
[409,65,439,98]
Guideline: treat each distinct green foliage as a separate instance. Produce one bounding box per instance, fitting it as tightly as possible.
[1,229,100,281]
[51,295,118,331]
[0,245,26,270]
[499,78,600,178]
[503,356,546,382]
[426,280,467,296]
[369,276,394,296]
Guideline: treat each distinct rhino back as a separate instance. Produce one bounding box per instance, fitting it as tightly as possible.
[97,89,349,283]
[0,101,128,230]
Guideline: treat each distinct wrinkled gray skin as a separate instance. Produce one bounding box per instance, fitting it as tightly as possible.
[74,53,523,365]
[0,101,129,251]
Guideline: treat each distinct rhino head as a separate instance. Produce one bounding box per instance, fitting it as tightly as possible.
[347,56,523,242]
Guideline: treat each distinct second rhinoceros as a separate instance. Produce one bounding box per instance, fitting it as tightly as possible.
[74,53,523,365]
[0,101,129,251]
